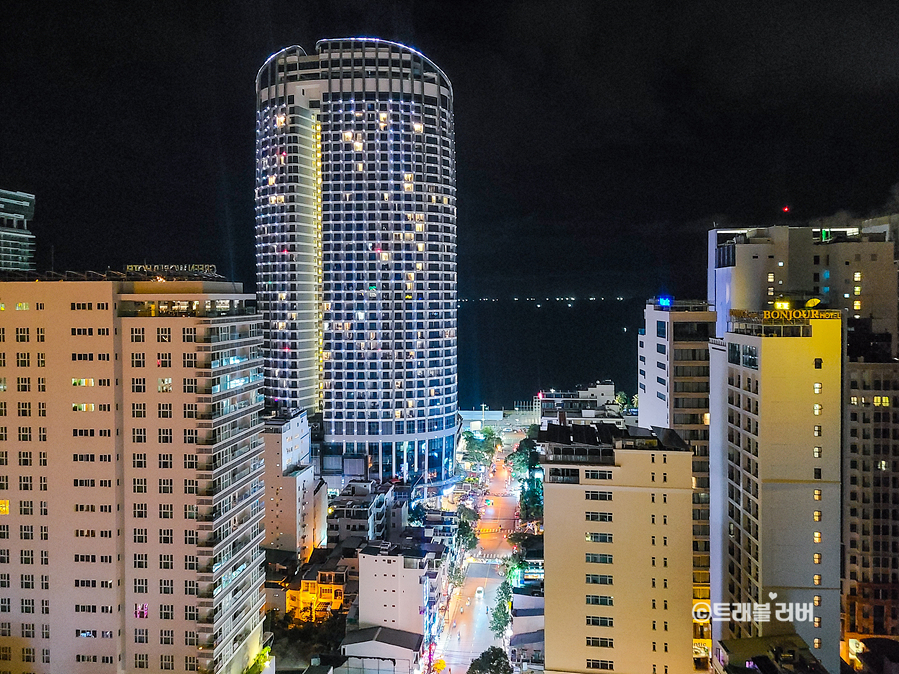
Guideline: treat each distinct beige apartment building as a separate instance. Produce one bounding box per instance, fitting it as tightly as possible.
[0,273,265,674]
[542,423,695,674]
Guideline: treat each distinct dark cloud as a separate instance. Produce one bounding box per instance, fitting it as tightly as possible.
[2,0,899,302]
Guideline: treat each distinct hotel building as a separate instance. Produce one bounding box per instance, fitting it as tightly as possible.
[255,38,459,488]
[709,312,842,673]
[0,273,265,674]
[542,423,694,674]
[841,362,899,660]
[707,225,895,354]
[638,298,716,667]
[0,190,36,272]
[707,224,899,662]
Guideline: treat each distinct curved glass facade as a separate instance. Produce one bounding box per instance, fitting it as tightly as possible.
[256,39,459,486]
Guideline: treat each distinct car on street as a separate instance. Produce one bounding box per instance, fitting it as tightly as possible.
[475,586,484,598]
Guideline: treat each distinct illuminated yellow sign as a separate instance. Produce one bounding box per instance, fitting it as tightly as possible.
[762,309,841,320]
[731,309,841,322]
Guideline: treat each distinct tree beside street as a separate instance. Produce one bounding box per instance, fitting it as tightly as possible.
[456,504,480,524]
[461,431,496,467]
[467,647,513,674]
[488,601,511,640]
[457,520,478,551]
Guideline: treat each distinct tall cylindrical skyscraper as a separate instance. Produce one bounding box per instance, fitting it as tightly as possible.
[256,38,458,488]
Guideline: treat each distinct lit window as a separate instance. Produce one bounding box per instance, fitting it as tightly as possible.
[813,383,822,394]
[813,489,822,501]
[813,574,821,585]
[813,638,821,649]
[767,273,775,283]
[813,595,821,606]
[813,532,822,543]
[813,446,822,458]
[853,300,861,310]
[854,286,861,296]
[767,287,774,296]
[813,425,821,436]
[813,510,822,522]
[813,404,822,416]
[853,271,861,281]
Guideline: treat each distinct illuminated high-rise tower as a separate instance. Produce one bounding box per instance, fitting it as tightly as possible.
[255,38,459,488]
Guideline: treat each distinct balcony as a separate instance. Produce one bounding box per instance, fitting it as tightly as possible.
[196,355,264,378]
[196,399,265,429]
[199,484,264,524]
[199,462,264,504]
[198,438,264,475]
[543,447,615,465]
[197,421,263,448]
[196,330,263,347]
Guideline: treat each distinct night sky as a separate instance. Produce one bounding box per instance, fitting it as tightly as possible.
[4,1,899,403]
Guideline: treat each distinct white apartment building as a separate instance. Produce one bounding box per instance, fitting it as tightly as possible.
[327,480,395,545]
[542,423,694,674]
[638,298,716,666]
[535,383,624,429]
[709,312,842,674]
[708,225,896,353]
[255,38,459,485]
[262,410,327,562]
[0,274,265,674]
[357,541,446,649]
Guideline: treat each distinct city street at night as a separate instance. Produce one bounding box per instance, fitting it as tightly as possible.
[438,432,522,672]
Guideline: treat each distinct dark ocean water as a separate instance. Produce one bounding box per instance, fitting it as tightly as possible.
[458,297,646,410]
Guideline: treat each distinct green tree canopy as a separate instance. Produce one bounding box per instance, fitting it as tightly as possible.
[468,647,513,674]
[457,520,478,551]
[456,504,480,523]
[408,503,426,524]
[507,531,542,550]
[507,438,537,481]
[488,601,511,640]
[461,431,496,467]
[496,580,512,607]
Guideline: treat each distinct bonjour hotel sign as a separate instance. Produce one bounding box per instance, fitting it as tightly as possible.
[731,308,842,322]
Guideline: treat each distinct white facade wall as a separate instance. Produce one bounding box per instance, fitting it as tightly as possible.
[638,299,717,662]
[0,280,265,674]
[358,550,426,637]
[263,412,326,562]
[708,226,896,352]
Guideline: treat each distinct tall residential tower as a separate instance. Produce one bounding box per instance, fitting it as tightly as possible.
[255,39,459,488]
[0,273,266,674]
